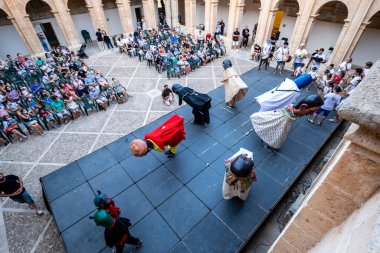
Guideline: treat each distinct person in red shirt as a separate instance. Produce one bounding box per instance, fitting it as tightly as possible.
[130,114,186,158]
[332,71,343,85]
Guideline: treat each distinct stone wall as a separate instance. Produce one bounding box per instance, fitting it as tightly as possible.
[268,61,380,253]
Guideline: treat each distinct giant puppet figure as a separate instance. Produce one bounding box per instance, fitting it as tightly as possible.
[221,59,249,108]
[251,95,324,150]
[130,114,186,158]
[256,73,313,112]
[172,83,212,125]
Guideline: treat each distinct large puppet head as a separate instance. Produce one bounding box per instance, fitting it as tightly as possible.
[293,95,324,116]
[130,139,148,157]
[90,209,114,229]
[222,59,232,70]
[230,154,254,178]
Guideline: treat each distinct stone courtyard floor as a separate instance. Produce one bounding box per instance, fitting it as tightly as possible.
[0,47,259,253]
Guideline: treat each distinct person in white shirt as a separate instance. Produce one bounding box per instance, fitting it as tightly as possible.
[308,67,318,80]
[338,57,352,73]
[258,39,273,71]
[308,86,341,126]
[363,61,373,77]
[310,48,326,70]
[274,41,289,75]
[294,63,305,77]
[293,43,308,75]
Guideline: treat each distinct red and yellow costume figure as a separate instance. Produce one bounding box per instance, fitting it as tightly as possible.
[130,114,186,158]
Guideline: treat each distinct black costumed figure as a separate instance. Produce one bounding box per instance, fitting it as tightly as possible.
[172,83,212,125]
[250,95,324,151]
[91,191,142,253]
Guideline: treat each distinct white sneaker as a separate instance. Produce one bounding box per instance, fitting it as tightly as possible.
[36,210,43,215]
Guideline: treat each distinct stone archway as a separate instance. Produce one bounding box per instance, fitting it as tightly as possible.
[0,8,29,57]
[68,0,96,43]
[351,10,380,67]
[102,0,124,35]
[270,0,299,45]
[25,0,66,49]
[306,0,348,59]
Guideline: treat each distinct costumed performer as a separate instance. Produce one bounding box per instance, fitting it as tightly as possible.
[90,210,142,253]
[94,190,121,218]
[172,83,212,125]
[223,148,256,201]
[256,73,313,112]
[220,59,248,108]
[250,95,324,150]
[130,114,186,158]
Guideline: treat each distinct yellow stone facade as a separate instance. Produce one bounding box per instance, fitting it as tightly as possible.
[0,0,379,61]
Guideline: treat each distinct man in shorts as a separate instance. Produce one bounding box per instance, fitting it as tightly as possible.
[308,86,341,126]
[0,173,43,215]
[232,28,240,51]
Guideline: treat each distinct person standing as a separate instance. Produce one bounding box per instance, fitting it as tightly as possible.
[232,28,240,51]
[102,30,114,50]
[96,29,105,51]
[293,43,308,76]
[308,86,341,126]
[220,20,225,35]
[257,39,273,71]
[274,41,289,75]
[37,32,50,52]
[241,26,250,49]
[0,173,43,215]
[215,22,221,35]
[91,209,142,253]
[310,48,326,71]
[221,59,248,108]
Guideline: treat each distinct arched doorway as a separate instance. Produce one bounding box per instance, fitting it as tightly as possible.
[351,11,380,67]
[270,0,299,45]
[306,1,348,58]
[196,0,205,28]
[178,0,185,25]
[216,0,229,34]
[26,0,65,49]
[68,0,96,44]
[130,0,143,30]
[0,9,29,57]
[240,0,261,38]
[102,0,123,35]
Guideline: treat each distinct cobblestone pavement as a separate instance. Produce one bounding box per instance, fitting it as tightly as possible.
[0,46,258,253]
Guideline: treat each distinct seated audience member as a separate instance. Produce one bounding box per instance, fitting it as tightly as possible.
[2,115,27,142]
[162,85,174,106]
[51,95,71,124]
[89,86,108,111]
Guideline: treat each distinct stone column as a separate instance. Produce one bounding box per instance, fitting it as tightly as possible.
[268,60,380,253]
[51,1,81,50]
[226,0,237,40]
[288,0,314,54]
[254,0,271,46]
[204,0,218,33]
[142,0,158,28]
[234,0,244,30]
[165,0,179,27]
[116,0,134,34]
[87,0,109,33]
[4,0,44,56]
[327,0,374,66]
[184,0,196,32]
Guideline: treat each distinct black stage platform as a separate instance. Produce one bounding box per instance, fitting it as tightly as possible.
[41,68,340,253]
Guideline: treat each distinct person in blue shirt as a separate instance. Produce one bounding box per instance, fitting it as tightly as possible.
[30,81,43,95]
